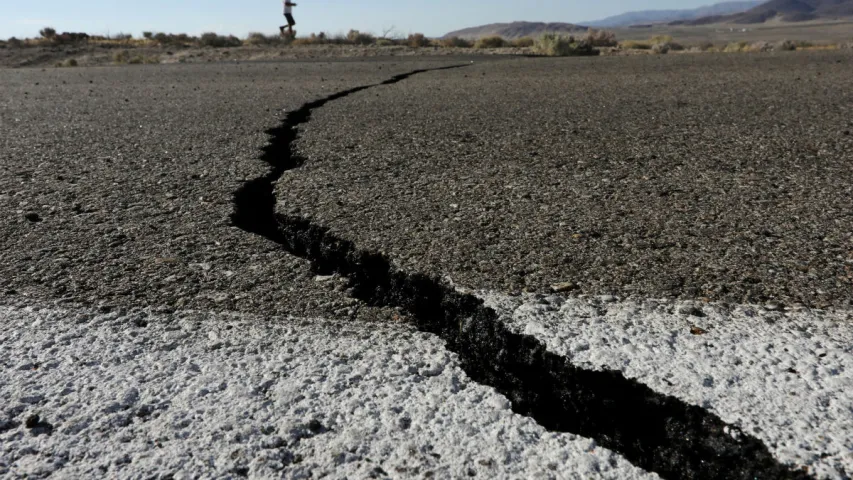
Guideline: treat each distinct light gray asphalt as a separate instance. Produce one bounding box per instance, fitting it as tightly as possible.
[282,51,853,309]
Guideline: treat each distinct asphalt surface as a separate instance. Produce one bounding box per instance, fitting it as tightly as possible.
[0,58,467,320]
[2,53,852,478]
[1,303,656,479]
[480,292,853,478]
[282,51,853,309]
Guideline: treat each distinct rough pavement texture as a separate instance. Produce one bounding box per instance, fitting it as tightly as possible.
[0,59,465,319]
[0,304,656,480]
[481,293,853,479]
[281,51,853,309]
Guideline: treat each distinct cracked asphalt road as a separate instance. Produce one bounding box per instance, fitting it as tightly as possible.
[281,51,853,309]
[0,58,467,319]
[2,53,853,479]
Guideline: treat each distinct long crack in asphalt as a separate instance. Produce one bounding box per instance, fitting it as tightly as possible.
[231,65,812,480]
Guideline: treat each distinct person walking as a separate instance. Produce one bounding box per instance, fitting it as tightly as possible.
[280,1,298,38]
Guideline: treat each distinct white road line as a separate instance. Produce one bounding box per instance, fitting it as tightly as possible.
[0,305,657,479]
[479,293,853,479]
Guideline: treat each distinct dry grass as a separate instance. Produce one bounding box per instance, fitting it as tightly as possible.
[113,50,160,65]
[621,40,652,50]
[439,36,474,48]
[199,33,242,48]
[474,36,508,49]
[407,33,430,48]
[246,32,288,46]
[511,37,535,48]
[535,33,598,56]
[347,30,376,45]
[586,30,618,47]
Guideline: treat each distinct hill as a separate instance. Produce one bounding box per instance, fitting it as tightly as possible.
[443,22,588,40]
[684,0,853,24]
[584,1,763,27]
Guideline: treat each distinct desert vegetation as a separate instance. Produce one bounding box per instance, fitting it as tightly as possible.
[5,25,614,52]
[534,33,599,56]
[5,25,845,65]
[616,34,844,54]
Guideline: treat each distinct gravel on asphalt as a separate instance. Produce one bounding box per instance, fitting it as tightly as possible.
[280,51,853,309]
[0,58,466,319]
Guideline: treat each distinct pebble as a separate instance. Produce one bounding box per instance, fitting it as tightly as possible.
[765,301,784,311]
[25,414,40,429]
[551,282,578,293]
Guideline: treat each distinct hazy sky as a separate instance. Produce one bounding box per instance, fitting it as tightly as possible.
[3,0,720,39]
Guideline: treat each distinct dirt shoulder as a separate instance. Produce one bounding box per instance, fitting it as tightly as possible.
[0,43,529,69]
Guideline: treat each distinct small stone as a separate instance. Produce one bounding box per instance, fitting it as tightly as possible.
[550,282,578,293]
[25,415,40,429]
[307,419,324,433]
[690,326,708,335]
[24,213,42,222]
[398,417,412,430]
[765,301,784,311]
[680,306,706,317]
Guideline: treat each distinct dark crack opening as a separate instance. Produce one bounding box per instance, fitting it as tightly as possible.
[231,64,812,480]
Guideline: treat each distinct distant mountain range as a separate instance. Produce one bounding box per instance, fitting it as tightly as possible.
[681,0,853,24]
[445,0,853,39]
[583,1,763,27]
[443,22,588,40]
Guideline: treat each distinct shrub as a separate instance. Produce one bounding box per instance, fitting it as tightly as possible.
[246,32,283,45]
[440,36,473,48]
[407,33,430,47]
[723,41,749,53]
[65,58,78,67]
[535,33,598,56]
[113,33,133,41]
[246,32,266,45]
[7,37,23,48]
[621,40,651,50]
[327,33,349,44]
[39,27,57,39]
[750,41,773,52]
[585,29,617,47]
[652,42,670,54]
[142,31,153,40]
[114,50,131,63]
[152,32,195,46]
[376,38,396,46]
[775,40,797,51]
[474,35,507,49]
[48,32,90,45]
[347,29,376,45]
[200,32,242,48]
[511,37,535,48]
[696,41,716,52]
